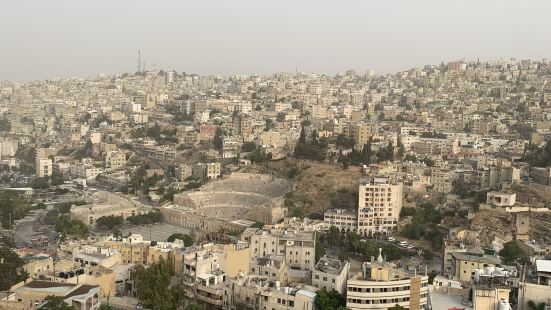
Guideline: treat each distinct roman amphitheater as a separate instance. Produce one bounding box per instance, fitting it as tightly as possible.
[161,173,291,233]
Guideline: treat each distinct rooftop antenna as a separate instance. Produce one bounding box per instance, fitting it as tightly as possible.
[152,59,156,72]
[137,50,142,72]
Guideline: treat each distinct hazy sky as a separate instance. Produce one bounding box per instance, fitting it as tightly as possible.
[1,0,550,81]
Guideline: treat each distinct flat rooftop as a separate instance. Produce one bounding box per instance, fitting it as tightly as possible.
[314,256,347,276]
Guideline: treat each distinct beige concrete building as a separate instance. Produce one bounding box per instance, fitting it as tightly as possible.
[354,123,373,146]
[105,150,126,170]
[312,256,350,294]
[243,228,316,275]
[9,280,101,310]
[346,253,429,310]
[250,255,288,282]
[231,275,317,310]
[357,177,403,236]
[177,164,192,181]
[518,260,551,310]
[472,267,512,310]
[430,167,453,193]
[451,252,501,283]
[35,158,52,178]
[324,208,358,233]
[486,191,516,207]
[192,162,221,181]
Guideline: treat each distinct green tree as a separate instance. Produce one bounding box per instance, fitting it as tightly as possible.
[96,215,124,230]
[126,212,163,225]
[39,296,76,310]
[298,126,307,144]
[499,241,530,265]
[167,233,194,246]
[31,177,50,189]
[133,257,182,310]
[55,216,89,238]
[527,301,547,310]
[315,288,348,310]
[0,119,11,132]
[241,141,257,152]
[0,243,28,290]
[213,127,224,150]
[361,143,371,165]
[50,171,65,186]
[388,304,406,310]
[315,235,326,263]
[99,305,113,310]
[186,304,203,310]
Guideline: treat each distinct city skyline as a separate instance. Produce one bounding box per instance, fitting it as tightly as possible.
[2,0,551,81]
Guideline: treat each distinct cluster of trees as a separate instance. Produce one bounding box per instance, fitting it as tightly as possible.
[402,203,443,249]
[250,148,272,163]
[30,171,65,189]
[320,227,409,262]
[335,133,355,149]
[0,236,28,291]
[156,186,181,203]
[375,142,394,162]
[241,141,257,152]
[165,104,194,123]
[96,215,124,230]
[452,180,487,203]
[499,241,530,265]
[55,216,89,239]
[329,188,358,210]
[419,130,447,139]
[0,119,11,132]
[73,140,95,160]
[315,288,347,310]
[523,141,551,168]
[213,127,224,150]
[527,301,548,310]
[91,115,112,129]
[403,154,434,166]
[130,164,163,194]
[0,190,32,229]
[126,211,163,225]
[338,143,371,167]
[167,233,194,246]
[294,127,327,161]
[132,257,185,309]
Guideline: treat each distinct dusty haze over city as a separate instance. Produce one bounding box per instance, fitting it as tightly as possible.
[1,0,551,81]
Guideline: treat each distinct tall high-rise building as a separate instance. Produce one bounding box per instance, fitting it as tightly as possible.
[357,177,403,236]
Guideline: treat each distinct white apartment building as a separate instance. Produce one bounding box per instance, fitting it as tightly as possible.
[347,252,429,310]
[312,256,350,294]
[36,158,53,178]
[243,228,316,274]
[357,177,403,236]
